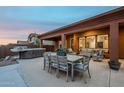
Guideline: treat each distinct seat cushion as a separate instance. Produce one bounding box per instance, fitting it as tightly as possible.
[68,48,73,53]
[51,62,58,68]
[51,62,71,70]
[74,63,88,71]
[59,64,71,70]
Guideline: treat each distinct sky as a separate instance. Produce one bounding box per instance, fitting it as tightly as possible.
[0,6,119,45]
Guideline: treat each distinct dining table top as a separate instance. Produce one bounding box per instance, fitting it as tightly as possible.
[67,54,83,62]
[47,52,83,63]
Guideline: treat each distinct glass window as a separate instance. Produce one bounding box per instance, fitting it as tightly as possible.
[43,40,55,45]
[79,37,85,49]
[86,36,96,48]
[97,35,108,49]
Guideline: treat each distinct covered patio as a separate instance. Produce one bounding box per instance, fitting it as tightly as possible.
[39,7,124,62]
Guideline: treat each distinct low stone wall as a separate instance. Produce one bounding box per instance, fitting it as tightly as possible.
[0,44,18,58]
[0,44,34,58]
[0,61,18,67]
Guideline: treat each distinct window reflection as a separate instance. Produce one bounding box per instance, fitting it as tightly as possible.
[97,35,108,49]
[79,37,85,49]
[71,34,108,50]
[86,36,96,48]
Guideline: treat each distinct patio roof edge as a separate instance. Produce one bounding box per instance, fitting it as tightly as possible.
[39,6,124,38]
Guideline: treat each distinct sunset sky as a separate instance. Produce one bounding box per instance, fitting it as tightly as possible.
[0,6,119,45]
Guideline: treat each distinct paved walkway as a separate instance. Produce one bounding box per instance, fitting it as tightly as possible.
[0,64,26,87]
[17,57,124,87]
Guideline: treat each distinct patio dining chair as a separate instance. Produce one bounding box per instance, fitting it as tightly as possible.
[49,55,58,73]
[57,55,71,82]
[43,52,51,72]
[74,55,91,83]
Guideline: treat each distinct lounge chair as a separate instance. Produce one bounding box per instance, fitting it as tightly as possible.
[79,48,93,57]
[92,50,104,62]
[67,48,76,55]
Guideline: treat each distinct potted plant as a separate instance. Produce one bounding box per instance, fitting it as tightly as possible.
[56,45,66,56]
[108,60,121,70]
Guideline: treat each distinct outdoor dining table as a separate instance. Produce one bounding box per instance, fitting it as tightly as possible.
[49,52,83,81]
[67,54,83,81]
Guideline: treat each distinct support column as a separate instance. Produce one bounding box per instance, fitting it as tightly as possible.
[54,41,58,49]
[40,40,43,48]
[84,36,86,48]
[95,35,97,48]
[73,33,79,53]
[61,34,66,48]
[109,22,119,61]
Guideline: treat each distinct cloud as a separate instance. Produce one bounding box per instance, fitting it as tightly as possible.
[0,6,119,45]
[0,38,17,45]
[0,17,66,31]
[0,28,44,39]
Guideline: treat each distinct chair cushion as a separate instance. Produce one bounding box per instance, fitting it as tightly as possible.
[51,62,71,70]
[74,63,88,71]
[68,48,73,53]
[59,64,71,70]
[51,62,58,68]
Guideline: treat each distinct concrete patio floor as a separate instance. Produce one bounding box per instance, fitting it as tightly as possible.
[17,57,124,87]
[0,64,26,87]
